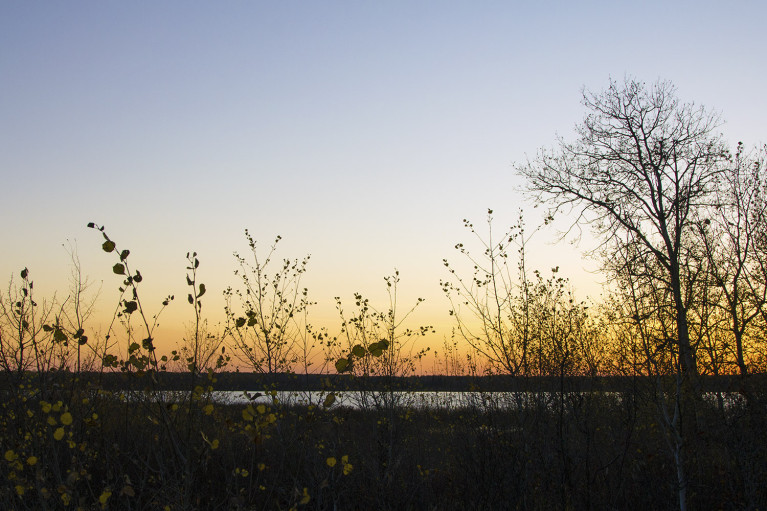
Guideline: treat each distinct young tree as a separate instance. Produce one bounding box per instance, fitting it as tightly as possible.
[442,210,601,378]
[518,78,729,386]
[225,233,310,374]
[441,210,535,376]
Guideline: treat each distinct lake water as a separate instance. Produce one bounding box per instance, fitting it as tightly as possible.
[126,388,746,411]
[210,389,625,410]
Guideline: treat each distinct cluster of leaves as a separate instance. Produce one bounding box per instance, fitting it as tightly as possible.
[334,338,390,373]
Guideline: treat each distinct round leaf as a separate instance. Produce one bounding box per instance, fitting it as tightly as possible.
[334,358,350,373]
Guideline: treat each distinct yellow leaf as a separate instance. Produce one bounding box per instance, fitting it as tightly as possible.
[26,456,38,466]
[40,401,51,413]
[256,404,266,414]
[211,439,219,450]
[47,416,57,426]
[99,490,112,505]
[343,463,353,475]
[15,485,25,496]
[299,487,310,505]
[326,457,337,467]
[54,427,65,441]
[60,412,73,425]
[203,404,214,415]
[4,450,17,462]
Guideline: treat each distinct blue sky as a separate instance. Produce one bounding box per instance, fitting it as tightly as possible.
[2,1,765,357]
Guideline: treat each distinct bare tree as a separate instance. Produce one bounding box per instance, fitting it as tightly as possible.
[0,269,56,375]
[518,78,729,386]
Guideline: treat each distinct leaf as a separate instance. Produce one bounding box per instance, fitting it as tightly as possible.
[198,283,206,298]
[351,344,366,358]
[112,263,125,275]
[235,317,246,328]
[335,358,350,373]
[78,336,88,345]
[98,490,112,505]
[120,249,130,261]
[188,294,194,304]
[133,271,143,283]
[326,457,337,467]
[322,393,336,408]
[102,240,115,253]
[124,301,138,314]
[299,488,310,505]
[368,341,386,357]
[20,268,28,279]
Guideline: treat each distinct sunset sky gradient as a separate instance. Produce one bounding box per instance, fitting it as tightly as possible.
[2,1,765,366]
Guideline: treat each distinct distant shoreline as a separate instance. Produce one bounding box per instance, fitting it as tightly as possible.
[2,370,763,394]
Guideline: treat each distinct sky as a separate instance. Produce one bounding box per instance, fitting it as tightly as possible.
[2,1,765,370]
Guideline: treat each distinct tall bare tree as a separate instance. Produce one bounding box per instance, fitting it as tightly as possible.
[518,78,729,385]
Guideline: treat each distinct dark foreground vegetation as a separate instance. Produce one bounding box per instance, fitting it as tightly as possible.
[3,78,767,509]
[2,370,767,510]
